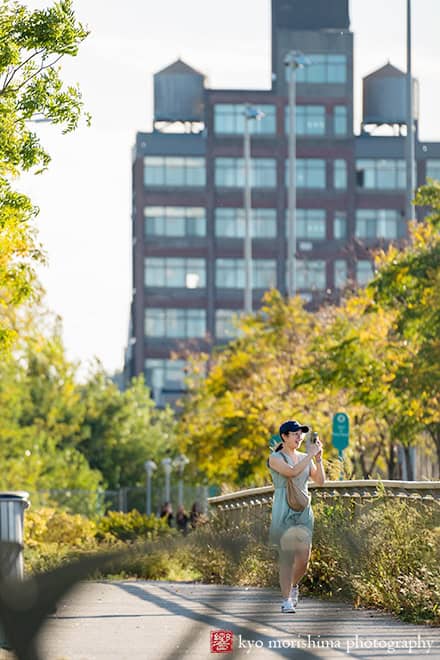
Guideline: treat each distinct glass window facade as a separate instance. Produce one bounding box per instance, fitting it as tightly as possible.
[334,211,347,239]
[144,359,186,390]
[215,158,277,188]
[426,159,440,181]
[356,260,374,285]
[214,104,276,135]
[145,308,206,338]
[356,159,406,189]
[286,159,326,189]
[144,156,205,187]
[334,260,347,288]
[334,159,347,189]
[144,207,206,237]
[215,208,277,238]
[333,106,348,135]
[293,54,347,84]
[215,310,242,339]
[144,257,206,288]
[216,259,277,289]
[355,209,404,239]
[285,209,326,239]
[296,260,327,290]
[285,105,326,135]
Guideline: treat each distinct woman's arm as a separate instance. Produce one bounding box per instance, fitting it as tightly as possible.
[310,458,325,485]
[268,452,314,478]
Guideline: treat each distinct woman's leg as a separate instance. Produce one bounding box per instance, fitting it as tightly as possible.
[291,543,311,586]
[279,550,295,598]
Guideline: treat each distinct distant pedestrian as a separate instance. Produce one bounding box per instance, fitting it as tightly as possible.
[160,501,174,527]
[268,420,325,614]
[189,501,202,529]
[176,505,189,534]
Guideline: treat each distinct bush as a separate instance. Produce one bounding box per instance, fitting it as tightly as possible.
[95,509,172,542]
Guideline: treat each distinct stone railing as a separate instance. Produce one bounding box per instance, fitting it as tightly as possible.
[208,480,440,512]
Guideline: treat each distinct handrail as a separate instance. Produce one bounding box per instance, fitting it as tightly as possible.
[208,480,440,510]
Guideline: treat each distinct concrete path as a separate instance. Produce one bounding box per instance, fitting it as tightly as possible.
[14,581,440,660]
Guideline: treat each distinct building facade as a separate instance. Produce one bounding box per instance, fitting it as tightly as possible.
[125,0,440,405]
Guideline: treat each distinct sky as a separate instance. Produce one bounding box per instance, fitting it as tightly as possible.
[19,0,440,377]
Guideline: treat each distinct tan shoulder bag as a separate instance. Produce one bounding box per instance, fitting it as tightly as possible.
[279,452,310,512]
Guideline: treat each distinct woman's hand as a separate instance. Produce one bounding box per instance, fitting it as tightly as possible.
[307,437,323,457]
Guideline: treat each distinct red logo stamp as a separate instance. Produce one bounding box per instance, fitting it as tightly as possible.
[210,630,234,653]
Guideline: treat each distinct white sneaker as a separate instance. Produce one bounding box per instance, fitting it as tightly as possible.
[281,598,296,613]
[290,584,299,607]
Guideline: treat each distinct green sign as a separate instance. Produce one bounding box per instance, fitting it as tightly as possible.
[332,412,349,451]
[269,434,281,451]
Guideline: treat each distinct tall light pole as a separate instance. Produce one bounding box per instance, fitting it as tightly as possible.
[285,51,309,298]
[173,454,189,507]
[161,457,173,503]
[406,0,415,222]
[144,460,157,515]
[243,105,265,314]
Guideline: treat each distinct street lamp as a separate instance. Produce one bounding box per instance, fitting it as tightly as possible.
[161,457,173,503]
[284,51,310,299]
[406,0,415,221]
[243,105,265,314]
[173,454,189,507]
[144,460,157,516]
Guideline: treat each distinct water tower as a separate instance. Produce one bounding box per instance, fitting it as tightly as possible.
[153,59,206,133]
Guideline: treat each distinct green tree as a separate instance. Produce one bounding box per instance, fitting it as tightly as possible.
[0,0,89,349]
[78,371,177,490]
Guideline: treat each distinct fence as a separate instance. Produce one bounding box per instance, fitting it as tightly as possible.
[28,483,210,517]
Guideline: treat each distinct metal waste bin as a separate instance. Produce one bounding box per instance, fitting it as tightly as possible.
[0,491,30,581]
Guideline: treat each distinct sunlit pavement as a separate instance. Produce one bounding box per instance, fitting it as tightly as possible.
[35,581,440,660]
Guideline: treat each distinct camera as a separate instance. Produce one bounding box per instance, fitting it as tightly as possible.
[311,432,319,444]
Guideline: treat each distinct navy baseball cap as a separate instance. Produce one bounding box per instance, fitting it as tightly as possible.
[279,420,309,436]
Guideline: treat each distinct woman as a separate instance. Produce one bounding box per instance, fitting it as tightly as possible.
[268,419,325,613]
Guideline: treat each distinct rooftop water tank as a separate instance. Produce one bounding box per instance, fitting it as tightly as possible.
[154,59,206,123]
[363,62,418,126]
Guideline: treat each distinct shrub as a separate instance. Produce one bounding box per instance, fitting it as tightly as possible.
[95,509,172,542]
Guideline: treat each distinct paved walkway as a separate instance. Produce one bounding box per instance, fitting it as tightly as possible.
[7,581,440,660]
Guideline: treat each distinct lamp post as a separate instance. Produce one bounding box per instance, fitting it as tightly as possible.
[161,457,173,504]
[144,460,157,516]
[284,51,310,298]
[406,0,415,221]
[243,105,265,314]
[173,454,189,507]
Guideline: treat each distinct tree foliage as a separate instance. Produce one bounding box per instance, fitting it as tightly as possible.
[0,0,89,349]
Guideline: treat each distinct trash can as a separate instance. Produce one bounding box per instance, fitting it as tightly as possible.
[0,491,30,581]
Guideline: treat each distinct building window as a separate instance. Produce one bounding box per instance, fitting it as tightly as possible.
[216,259,277,289]
[426,159,440,181]
[215,158,277,188]
[293,54,347,84]
[334,211,347,239]
[143,156,205,187]
[296,260,326,290]
[356,159,406,190]
[144,207,206,237]
[356,260,374,285]
[144,308,206,338]
[144,359,186,391]
[215,310,243,339]
[214,104,276,135]
[215,208,277,238]
[334,159,347,189]
[286,159,326,189]
[333,106,348,135]
[285,209,326,239]
[144,257,206,288]
[334,260,347,288]
[355,209,404,239]
[285,105,326,135]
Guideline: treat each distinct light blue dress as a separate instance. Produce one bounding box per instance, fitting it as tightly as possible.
[268,450,314,548]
